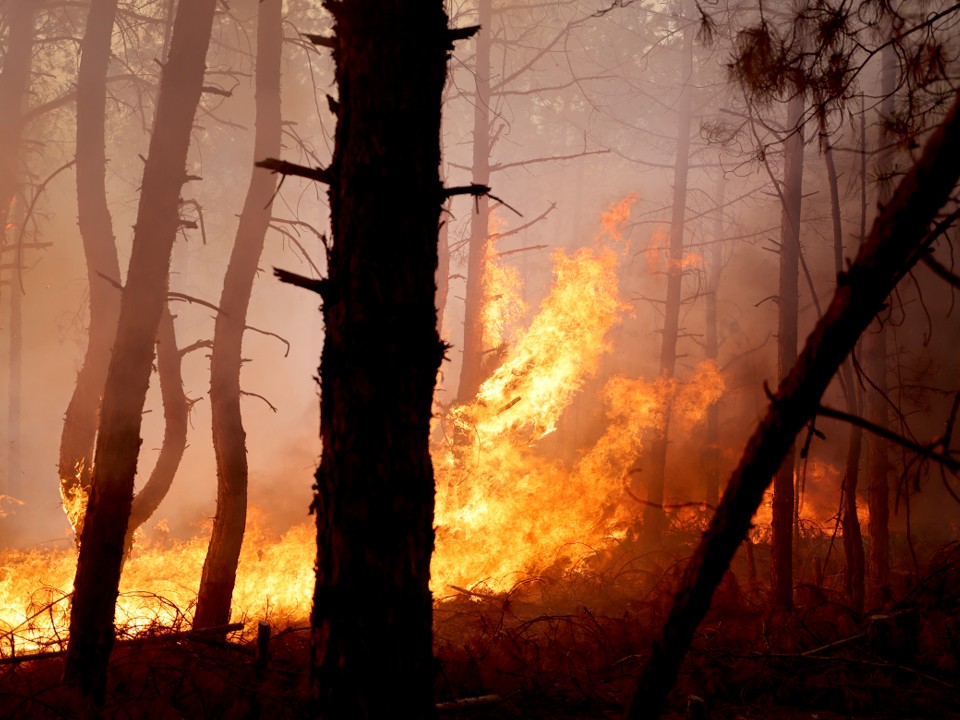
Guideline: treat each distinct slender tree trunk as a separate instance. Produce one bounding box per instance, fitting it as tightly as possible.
[867,44,897,606]
[309,0,448,716]
[825,136,865,614]
[7,243,22,498]
[458,0,491,402]
[59,0,123,530]
[642,0,694,542]
[63,0,218,704]
[0,0,35,503]
[626,88,960,720]
[771,91,804,611]
[126,306,188,539]
[194,0,283,631]
[703,178,724,508]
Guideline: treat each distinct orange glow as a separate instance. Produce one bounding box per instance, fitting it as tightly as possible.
[1,194,729,651]
[480,211,526,351]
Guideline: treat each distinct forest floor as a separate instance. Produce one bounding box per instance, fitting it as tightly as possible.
[1,538,958,719]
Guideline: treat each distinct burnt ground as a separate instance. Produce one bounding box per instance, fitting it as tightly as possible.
[1,539,958,719]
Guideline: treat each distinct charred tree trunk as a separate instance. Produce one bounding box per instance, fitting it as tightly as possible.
[642,0,694,543]
[194,0,282,632]
[126,306,189,539]
[458,0,491,403]
[625,88,960,720]
[59,0,123,527]
[771,91,804,611]
[866,43,897,606]
[703,178,724,508]
[63,0,217,704]
[309,0,449,716]
[825,136,865,614]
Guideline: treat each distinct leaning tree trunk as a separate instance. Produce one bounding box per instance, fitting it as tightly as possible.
[771,91,804,611]
[625,88,960,720]
[309,0,449,716]
[58,0,123,529]
[866,41,897,606]
[62,0,218,705]
[457,0,492,403]
[642,0,694,543]
[194,0,282,632]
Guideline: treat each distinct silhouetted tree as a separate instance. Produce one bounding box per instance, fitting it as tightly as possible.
[63,0,218,704]
[194,0,283,632]
[299,0,451,714]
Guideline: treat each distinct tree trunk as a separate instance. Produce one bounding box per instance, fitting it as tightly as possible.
[825,136,865,614]
[194,0,283,632]
[642,0,694,543]
[309,0,448,716]
[126,305,189,540]
[867,42,897,606]
[771,91,804,611]
[62,0,218,704]
[703,178,724,508]
[625,88,960,720]
[457,0,491,403]
[0,0,35,504]
[59,0,123,532]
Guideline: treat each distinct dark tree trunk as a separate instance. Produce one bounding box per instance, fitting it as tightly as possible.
[59,0,123,531]
[642,0,694,542]
[867,43,897,606]
[625,88,960,720]
[126,306,188,539]
[194,0,283,631]
[457,0,491,403]
[771,92,804,611]
[62,0,218,704]
[703,178,725,508]
[0,0,35,502]
[309,0,449,716]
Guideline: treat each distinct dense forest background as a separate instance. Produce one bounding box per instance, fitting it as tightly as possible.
[1,0,959,717]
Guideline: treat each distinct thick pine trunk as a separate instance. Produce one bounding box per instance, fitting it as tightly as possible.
[194,0,283,631]
[626,89,960,720]
[58,0,123,524]
[642,0,694,542]
[62,0,217,704]
[771,92,804,611]
[310,0,448,716]
[457,0,491,403]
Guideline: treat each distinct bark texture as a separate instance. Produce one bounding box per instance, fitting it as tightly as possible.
[625,88,960,720]
[194,0,283,631]
[63,0,217,703]
[310,0,449,716]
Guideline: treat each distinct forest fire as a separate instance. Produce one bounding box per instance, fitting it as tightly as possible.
[2,0,960,716]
